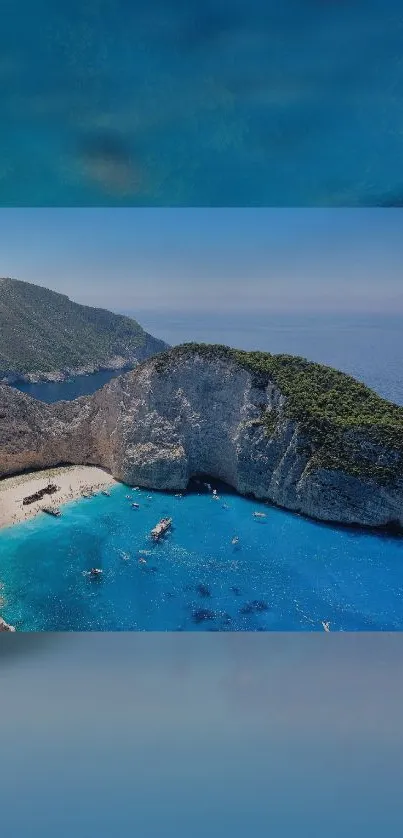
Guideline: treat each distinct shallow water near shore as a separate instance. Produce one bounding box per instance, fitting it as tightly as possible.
[0,479,402,631]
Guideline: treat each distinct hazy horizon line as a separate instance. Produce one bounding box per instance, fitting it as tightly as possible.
[3,276,403,320]
[122,307,403,319]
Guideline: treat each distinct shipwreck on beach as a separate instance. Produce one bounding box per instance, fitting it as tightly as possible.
[22,483,58,506]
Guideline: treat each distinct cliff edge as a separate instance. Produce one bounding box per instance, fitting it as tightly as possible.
[1,344,403,529]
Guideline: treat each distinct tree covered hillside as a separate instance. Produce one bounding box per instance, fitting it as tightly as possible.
[0,278,167,375]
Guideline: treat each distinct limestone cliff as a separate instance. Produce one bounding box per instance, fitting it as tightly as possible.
[1,344,403,529]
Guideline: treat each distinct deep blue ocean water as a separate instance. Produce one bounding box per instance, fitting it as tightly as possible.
[16,368,127,403]
[3,312,403,630]
[1,1,403,206]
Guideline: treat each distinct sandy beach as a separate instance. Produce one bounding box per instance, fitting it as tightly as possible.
[0,465,118,529]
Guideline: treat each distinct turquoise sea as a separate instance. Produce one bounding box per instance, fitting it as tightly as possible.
[2,312,403,631]
[1,480,403,631]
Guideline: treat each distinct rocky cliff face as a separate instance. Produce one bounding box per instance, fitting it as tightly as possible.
[1,347,403,529]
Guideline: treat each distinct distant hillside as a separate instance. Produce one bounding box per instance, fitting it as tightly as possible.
[0,278,169,382]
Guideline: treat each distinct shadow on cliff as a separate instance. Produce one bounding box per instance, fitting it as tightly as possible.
[186,475,403,540]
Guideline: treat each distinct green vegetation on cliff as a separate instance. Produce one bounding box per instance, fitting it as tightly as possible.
[0,278,167,376]
[154,343,403,484]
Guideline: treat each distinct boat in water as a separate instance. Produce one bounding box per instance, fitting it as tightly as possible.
[42,506,61,517]
[150,517,172,540]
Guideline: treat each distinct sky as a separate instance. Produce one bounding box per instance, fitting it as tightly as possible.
[0,208,402,315]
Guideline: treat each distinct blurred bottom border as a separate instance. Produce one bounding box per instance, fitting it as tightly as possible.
[1,633,402,836]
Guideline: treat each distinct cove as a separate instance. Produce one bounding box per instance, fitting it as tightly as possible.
[14,368,127,403]
[0,479,402,631]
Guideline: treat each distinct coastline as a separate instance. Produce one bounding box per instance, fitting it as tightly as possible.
[0,358,137,385]
[0,465,118,530]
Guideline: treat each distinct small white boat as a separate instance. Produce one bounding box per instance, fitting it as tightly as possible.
[151,517,172,540]
[101,490,111,497]
[90,567,103,577]
[253,511,266,518]
[42,506,61,517]
[322,621,330,632]
[131,502,140,509]
[231,536,239,545]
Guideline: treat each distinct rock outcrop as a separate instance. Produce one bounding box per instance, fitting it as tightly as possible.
[0,616,16,632]
[1,344,403,529]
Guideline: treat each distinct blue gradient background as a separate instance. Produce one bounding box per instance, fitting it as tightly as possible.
[1,2,403,205]
[1,634,402,835]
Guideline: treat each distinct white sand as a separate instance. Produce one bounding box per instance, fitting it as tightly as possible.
[0,465,118,529]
